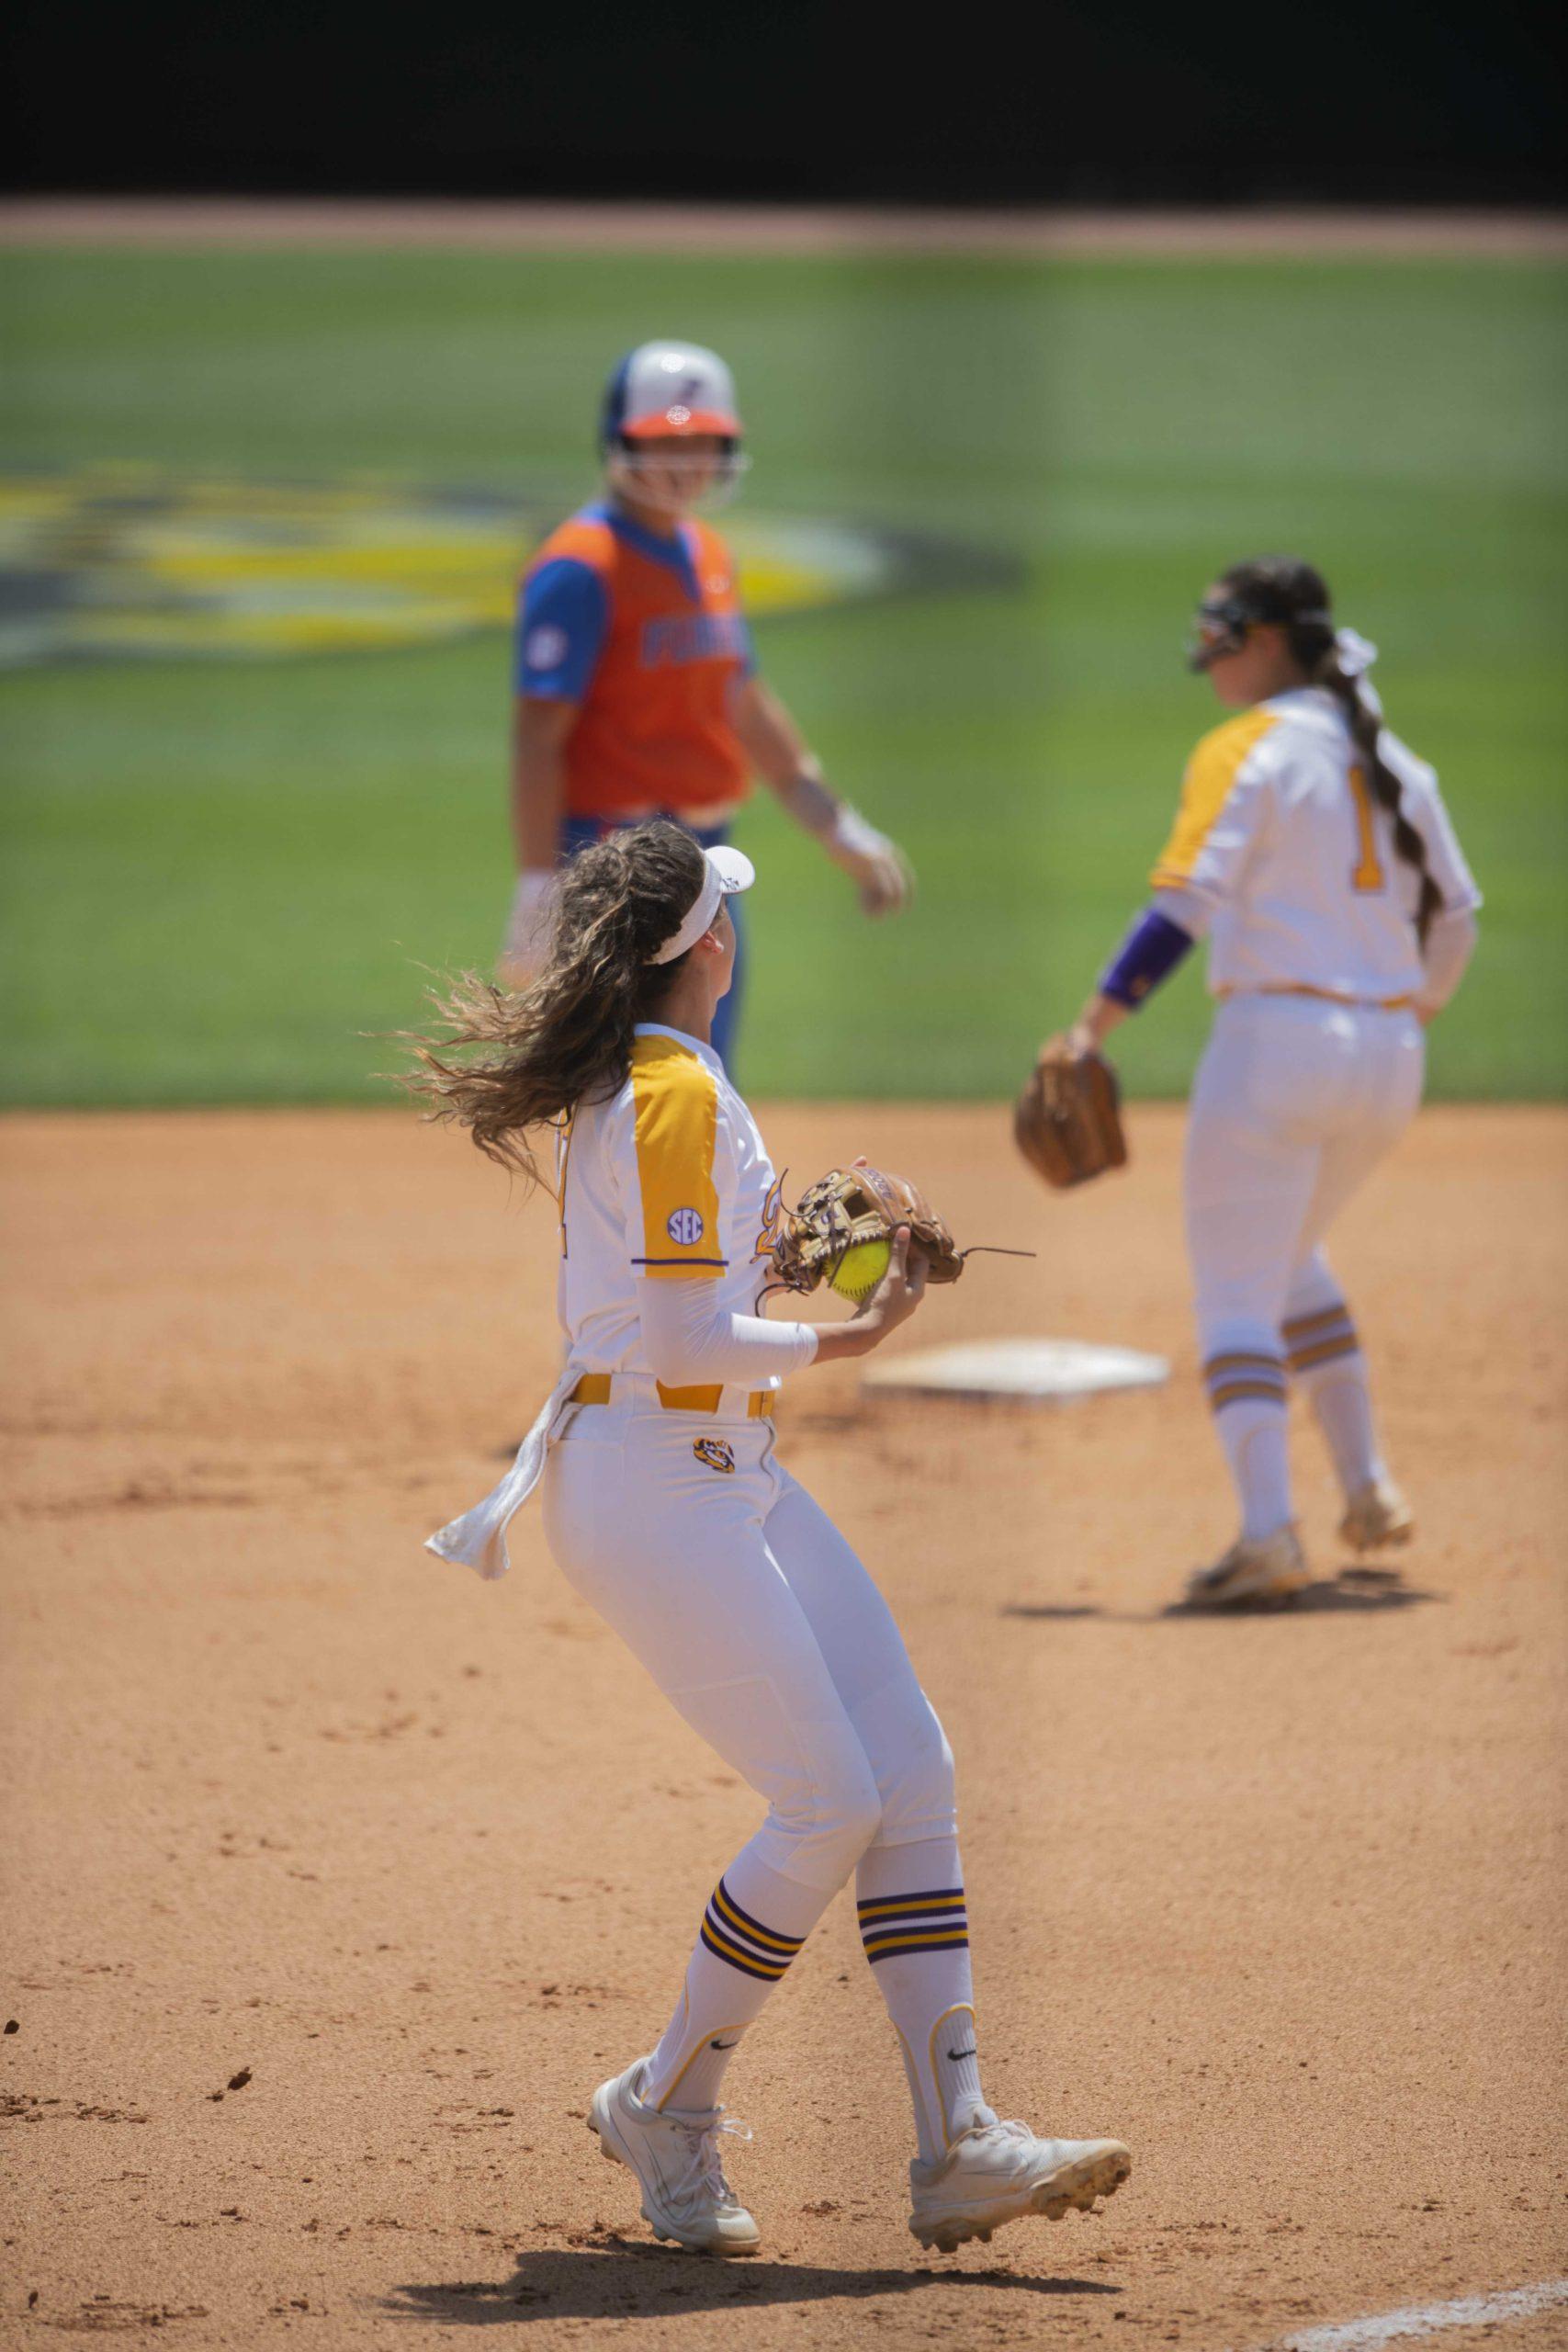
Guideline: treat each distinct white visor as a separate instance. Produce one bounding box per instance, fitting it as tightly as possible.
[647,844,755,966]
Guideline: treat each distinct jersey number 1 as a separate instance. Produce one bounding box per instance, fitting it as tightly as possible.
[1348,765,1385,893]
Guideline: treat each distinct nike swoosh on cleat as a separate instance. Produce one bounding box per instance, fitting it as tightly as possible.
[946,2047,978,2062]
[710,2038,739,2050]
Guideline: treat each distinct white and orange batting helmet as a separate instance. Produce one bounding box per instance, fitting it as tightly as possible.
[599,342,748,509]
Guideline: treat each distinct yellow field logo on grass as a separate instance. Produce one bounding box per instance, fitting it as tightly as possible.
[0,466,1014,667]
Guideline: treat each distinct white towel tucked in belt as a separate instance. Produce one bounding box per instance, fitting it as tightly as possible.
[425,1363,581,1581]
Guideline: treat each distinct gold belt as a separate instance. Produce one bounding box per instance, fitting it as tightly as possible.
[570,1373,774,1419]
[1226,983,1416,1012]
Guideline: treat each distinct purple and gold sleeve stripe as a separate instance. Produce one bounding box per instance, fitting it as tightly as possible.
[1203,1351,1287,1414]
[1281,1302,1359,1374]
[857,1886,969,1965]
[698,1877,807,1984]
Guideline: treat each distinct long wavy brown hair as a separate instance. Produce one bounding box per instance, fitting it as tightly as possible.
[406,820,709,1183]
[1218,555,1443,944]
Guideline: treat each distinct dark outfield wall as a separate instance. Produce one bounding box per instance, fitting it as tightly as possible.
[8,0,1565,205]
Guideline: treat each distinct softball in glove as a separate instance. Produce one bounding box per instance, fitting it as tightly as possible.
[771,1164,967,1295]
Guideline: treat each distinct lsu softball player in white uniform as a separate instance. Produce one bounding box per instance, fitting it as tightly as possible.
[1061,556,1480,1606]
[418,819,1129,2255]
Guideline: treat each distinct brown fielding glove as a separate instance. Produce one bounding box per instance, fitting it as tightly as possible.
[771,1164,966,1295]
[1014,1035,1129,1189]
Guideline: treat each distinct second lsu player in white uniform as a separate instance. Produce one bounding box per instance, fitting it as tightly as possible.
[420,820,1130,2256]
[1059,557,1480,1606]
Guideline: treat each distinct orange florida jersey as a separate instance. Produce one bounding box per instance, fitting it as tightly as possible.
[516,501,756,820]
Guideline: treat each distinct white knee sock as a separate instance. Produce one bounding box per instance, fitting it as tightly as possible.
[641,1852,829,2114]
[1203,1348,1292,1540]
[856,1837,992,2164]
[1283,1302,1384,1496]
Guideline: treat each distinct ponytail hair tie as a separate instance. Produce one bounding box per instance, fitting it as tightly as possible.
[1335,626,1379,679]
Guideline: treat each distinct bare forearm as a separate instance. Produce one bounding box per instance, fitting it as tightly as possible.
[512,704,570,868]
[1069,992,1132,1050]
[732,677,854,834]
[745,726,855,849]
[500,705,575,981]
[807,1318,891,1363]
[732,677,912,916]
[772,763,843,833]
[733,677,819,795]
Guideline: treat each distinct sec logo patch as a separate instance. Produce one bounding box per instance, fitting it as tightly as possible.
[694,1437,736,1474]
[525,624,569,670]
[667,1206,705,1246]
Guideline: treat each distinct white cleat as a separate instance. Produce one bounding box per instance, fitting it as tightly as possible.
[1338,1478,1416,1553]
[588,2059,761,2256]
[1184,1523,1310,1607]
[908,2119,1131,2255]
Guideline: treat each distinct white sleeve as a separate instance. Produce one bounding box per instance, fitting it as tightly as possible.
[638,1275,819,1385]
[1149,729,1276,910]
[1416,786,1483,915]
[1181,763,1272,906]
[1149,884,1213,940]
[1416,906,1479,1017]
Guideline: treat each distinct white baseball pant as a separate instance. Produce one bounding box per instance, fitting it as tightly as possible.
[542,1395,955,1885]
[541,1389,986,2154]
[1184,995,1425,1533]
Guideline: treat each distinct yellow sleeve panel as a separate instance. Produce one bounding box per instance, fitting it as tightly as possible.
[629,1035,725,1279]
[1150,707,1280,888]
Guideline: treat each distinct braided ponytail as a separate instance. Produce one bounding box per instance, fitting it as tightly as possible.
[1303,650,1442,946]
[1218,556,1443,946]
[405,820,709,1182]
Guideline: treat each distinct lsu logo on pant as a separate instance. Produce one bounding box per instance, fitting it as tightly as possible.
[694,1437,736,1475]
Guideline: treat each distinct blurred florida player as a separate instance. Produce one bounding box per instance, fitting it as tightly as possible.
[501,341,912,1062]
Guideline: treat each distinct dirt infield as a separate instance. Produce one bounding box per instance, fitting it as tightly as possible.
[4,199,1566,257]
[3,1102,1565,2351]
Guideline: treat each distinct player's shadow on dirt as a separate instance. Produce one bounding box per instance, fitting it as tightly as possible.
[1004,1568,1442,1623]
[1000,1602,1106,1620]
[1158,1566,1443,1619]
[389,2245,1122,2325]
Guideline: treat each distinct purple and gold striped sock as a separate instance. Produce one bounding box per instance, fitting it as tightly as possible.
[1283,1299,1384,1494]
[856,1840,990,2163]
[1202,1347,1292,1540]
[641,1859,826,2114]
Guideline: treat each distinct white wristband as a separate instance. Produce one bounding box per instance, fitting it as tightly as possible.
[827,805,892,861]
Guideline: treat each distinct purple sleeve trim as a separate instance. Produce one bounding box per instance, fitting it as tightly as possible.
[1098,908,1195,1009]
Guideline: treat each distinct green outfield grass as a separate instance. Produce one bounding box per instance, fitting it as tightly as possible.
[2,244,1564,1104]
